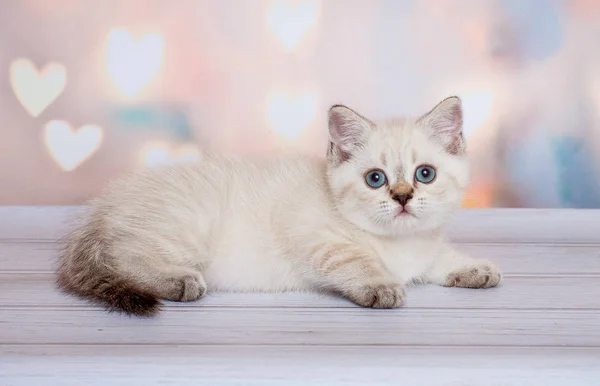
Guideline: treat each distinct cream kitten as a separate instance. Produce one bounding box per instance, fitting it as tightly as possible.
[56,97,501,316]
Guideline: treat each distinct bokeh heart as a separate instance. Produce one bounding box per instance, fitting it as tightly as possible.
[267,91,317,140]
[10,58,67,117]
[44,121,103,172]
[139,141,201,168]
[106,29,164,97]
[460,91,494,138]
[437,85,494,139]
[267,0,319,52]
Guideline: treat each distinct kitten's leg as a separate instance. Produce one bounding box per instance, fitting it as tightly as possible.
[425,244,502,288]
[308,242,405,308]
[117,259,207,302]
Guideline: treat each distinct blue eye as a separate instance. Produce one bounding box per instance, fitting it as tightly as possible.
[365,169,387,188]
[415,165,436,184]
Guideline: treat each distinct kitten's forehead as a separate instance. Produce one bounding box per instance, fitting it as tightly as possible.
[366,118,430,173]
[375,118,426,147]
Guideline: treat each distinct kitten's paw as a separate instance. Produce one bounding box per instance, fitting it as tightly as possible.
[347,282,406,309]
[445,262,502,289]
[165,273,207,302]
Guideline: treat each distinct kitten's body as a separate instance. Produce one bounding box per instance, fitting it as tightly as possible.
[57,98,502,316]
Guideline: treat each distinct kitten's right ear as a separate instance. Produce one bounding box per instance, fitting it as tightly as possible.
[328,105,374,163]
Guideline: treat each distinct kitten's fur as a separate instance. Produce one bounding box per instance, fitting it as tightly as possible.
[56,97,501,316]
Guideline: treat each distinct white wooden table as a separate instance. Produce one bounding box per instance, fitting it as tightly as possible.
[1,206,599,385]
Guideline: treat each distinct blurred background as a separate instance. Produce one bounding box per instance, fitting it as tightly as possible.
[1,0,599,207]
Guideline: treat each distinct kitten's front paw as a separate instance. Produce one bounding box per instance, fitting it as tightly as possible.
[445,262,502,289]
[346,282,405,309]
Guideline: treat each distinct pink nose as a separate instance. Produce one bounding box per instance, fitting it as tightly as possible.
[392,193,413,206]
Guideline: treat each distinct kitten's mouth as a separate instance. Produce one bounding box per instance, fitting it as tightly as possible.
[396,207,415,218]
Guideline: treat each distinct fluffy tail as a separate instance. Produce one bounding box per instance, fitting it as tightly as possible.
[55,221,161,317]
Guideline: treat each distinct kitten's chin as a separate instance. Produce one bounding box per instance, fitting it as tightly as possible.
[380,210,451,237]
[349,213,431,238]
[388,215,432,236]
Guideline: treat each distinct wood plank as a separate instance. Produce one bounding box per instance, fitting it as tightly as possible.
[0,242,58,271]
[1,307,598,347]
[446,208,600,244]
[1,206,598,384]
[2,206,600,243]
[2,241,599,275]
[2,345,599,386]
[2,273,599,310]
[0,206,85,241]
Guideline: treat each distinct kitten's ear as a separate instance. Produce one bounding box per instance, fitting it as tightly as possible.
[417,96,465,155]
[328,105,374,163]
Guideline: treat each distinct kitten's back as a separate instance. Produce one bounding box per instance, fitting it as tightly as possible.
[56,153,331,315]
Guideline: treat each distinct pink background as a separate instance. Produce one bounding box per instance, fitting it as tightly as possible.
[1,0,599,207]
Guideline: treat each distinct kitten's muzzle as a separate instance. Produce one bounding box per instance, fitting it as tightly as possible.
[392,192,413,206]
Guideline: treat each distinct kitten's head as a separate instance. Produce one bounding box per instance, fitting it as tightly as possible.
[326,97,469,237]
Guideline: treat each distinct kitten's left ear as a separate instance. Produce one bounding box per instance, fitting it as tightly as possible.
[417,96,465,155]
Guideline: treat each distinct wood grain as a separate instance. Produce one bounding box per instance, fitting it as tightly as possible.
[2,345,599,386]
[2,307,599,347]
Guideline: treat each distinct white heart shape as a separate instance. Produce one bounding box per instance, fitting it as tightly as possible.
[460,91,494,138]
[10,58,67,117]
[267,92,317,140]
[267,0,319,52]
[139,141,201,168]
[107,29,164,97]
[44,121,103,171]
[437,85,495,139]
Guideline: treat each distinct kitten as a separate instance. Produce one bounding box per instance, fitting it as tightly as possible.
[56,96,501,316]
